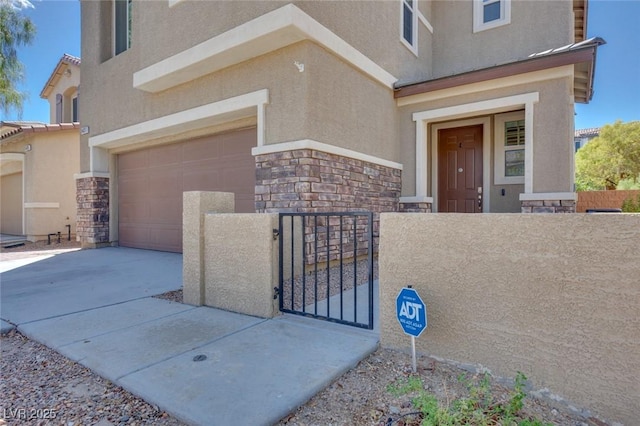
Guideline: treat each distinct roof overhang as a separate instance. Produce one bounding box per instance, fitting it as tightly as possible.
[39,54,81,99]
[573,0,588,43]
[0,121,79,144]
[395,37,605,104]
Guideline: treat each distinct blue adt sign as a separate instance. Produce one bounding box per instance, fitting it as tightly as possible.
[396,288,427,337]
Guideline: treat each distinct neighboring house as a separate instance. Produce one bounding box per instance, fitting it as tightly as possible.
[0,54,81,241]
[574,127,600,151]
[78,0,602,252]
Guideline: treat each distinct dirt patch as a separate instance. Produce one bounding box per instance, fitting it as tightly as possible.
[278,348,605,426]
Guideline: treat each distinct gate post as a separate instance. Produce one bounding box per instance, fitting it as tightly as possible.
[183,191,234,306]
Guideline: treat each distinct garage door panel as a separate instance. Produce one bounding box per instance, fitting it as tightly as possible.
[148,168,182,195]
[118,175,149,198]
[148,143,182,167]
[118,202,148,223]
[183,169,221,191]
[147,199,181,224]
[182,137,220,162]
[118,226,150,248]
[147,226,181,252]
[118,127,256,252]
[118,149,149,172]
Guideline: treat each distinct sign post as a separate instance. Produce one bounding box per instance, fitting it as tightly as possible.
[396,287,427,372]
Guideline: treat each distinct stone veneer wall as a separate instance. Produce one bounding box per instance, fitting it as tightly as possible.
[255,149,401,215]
[76,177,110,246]
[255,149,402,256]
[398,202,432,213]
[521,199,576,213]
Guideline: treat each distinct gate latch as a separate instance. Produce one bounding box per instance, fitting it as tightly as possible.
[273,287,280,300]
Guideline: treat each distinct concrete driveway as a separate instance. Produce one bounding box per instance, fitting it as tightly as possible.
[0,247,182,326]
[0,247,378,425]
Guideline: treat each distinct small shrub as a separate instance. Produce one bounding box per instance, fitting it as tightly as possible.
[621,193,640,212]
[386,372,552,426]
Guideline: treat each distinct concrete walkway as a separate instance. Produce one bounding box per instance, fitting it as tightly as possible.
[0,247,378,426]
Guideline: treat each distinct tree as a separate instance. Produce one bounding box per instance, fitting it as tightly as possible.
[0,0,36,118]
[575,120,640,191]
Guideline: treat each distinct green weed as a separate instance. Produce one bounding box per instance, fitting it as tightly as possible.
[387,371,552,426]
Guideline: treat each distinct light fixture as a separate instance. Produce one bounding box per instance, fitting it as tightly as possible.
[64,68,72,77]
[24,144,32,152]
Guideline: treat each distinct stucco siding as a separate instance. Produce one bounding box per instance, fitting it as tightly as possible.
[398,71,575,200]
[81,40,399,172]
[431,0,573,79]
[379,213,640,425]
[2,132,80,239]
[0,172,23,235]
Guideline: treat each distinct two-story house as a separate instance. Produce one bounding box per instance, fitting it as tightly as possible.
[78,0,602,252]
[0,54,81,241]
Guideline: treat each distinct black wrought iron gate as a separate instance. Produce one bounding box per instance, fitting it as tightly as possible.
[278,212,374,329]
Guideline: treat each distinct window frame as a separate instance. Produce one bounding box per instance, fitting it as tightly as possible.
[113,0,132,56]
[400,0,418,55]
[473,0,511,33]
[494,111,525,185]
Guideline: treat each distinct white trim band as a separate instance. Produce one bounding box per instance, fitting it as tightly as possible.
[24,202,60,209]
[134,4,397,92]
[519,192,577,201]
[74,172,110,180]
[252,139,403,170]
[399,196,433,204]
[89,90,269,150]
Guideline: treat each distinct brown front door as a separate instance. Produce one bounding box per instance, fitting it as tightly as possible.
[437,125,483,213]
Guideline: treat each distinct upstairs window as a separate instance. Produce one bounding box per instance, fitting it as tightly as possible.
[114,0,132,55]
[473,0,511,33]
[401,0,418,54]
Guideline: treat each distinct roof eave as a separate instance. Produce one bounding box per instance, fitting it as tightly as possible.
[394,40,605,102]
[39,54,81,99]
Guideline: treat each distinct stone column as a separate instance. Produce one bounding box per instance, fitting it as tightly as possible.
[76,176,110,248]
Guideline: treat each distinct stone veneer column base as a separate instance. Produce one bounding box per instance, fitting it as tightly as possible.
[399,202,432,213]
[521,199,576,213]
[76,177,110,248]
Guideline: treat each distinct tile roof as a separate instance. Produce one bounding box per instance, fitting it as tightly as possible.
[574,127,600,138]
[39,53,82,99]
[0,121,80,142]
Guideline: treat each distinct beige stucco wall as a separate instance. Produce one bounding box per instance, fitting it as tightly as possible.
[398,71,575,203]
[431,0,573,79]
[0,172,23,235]
[182,191,235,306]
[45,63,80,124]
[1,131,80,239]
[202,213,279,318]
[79,0,427,173]
[80,37,399,172]
[379,213,640,425]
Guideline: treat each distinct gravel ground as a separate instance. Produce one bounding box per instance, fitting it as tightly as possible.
[1,243,609,426]
[281,258,377,311]
[0,330,186,426]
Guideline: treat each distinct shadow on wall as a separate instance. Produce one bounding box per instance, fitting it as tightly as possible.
[378,213,640,426]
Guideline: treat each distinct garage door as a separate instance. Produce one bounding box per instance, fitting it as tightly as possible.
[118,127,256,252]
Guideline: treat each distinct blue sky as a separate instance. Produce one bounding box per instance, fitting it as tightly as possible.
[3,0,639,131]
